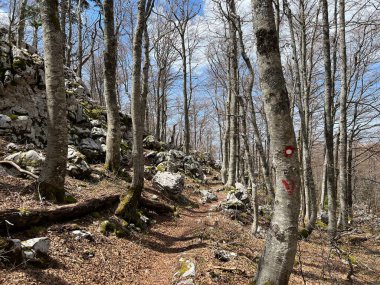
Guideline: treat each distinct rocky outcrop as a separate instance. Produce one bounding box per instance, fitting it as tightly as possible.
[0,34,132,172]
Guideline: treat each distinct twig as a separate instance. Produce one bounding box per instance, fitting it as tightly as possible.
[0,161,38,179]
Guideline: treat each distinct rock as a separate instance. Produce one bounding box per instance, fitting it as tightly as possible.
[153,172,184,196]
[79,138,103,161]
[174,258,196,281]
[0,114,11,130]
[221,193,245,210]
[71,230,94,241]
[21,237,50,255]
[91,127,106,137]
[169,149,185,160]
[144,166,157,180]
[5,149,45,174]
[320,211,329,224]
[67,146,91,178]
[143,135,163,151]
[214,249,237,262]
[6,142,20,151]
[183,155,205,180]
[200,190,218,203]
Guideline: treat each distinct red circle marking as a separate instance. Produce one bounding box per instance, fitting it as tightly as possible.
[284,146,295,158]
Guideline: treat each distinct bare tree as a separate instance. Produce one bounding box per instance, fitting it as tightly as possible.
[103,0,121,172]
[116,0,154,221]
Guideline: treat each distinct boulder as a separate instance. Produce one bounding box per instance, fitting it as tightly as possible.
[200,190,218,203]
[5,149,45,174]
[153,172,184,196]
[221,193,245,210]
[143,135,163,151]
[79,138,104,161]
[67,146,91,178]
[21,237,50,255]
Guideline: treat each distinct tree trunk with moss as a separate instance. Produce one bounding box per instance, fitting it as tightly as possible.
[252,0,301,283]
[38,0,68,203]
[115,0,153,221]
[103,0,121,172]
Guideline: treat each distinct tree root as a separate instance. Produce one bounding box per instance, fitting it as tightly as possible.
[0,194,175,234]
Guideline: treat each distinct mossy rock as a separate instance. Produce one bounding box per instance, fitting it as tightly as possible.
[99,218,129,237]
[8,114,18,120]
[316,219,328,229]
[12,57,27,70]
[84,107,104,120]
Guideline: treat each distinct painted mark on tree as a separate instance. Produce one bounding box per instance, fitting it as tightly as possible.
[282,179,295,195]
[284,146,295,158]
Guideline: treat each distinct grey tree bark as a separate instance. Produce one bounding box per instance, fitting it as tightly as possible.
[76,0,83,78]
[321,0,337,238]
[252,0,301,283]
[16,0,28,47]
[103,0,121,172]
[38,0,68,203]
[115,0,153,221]
[284,0,317,235]
[225,0,238,188]
[338,0,348,229]
[60,0,68,59]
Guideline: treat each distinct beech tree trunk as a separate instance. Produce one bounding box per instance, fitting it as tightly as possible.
[226,0,238,188]
[115,0,153,222]
[252,0,301,283]
[321,0,337,238]
[38,0,68,203]
[338,0,348,229]
[103,0,121,172]
[16,0,28,47]
[76,0,83,78]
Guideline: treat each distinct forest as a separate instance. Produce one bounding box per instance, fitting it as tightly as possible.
[0,0,379,284]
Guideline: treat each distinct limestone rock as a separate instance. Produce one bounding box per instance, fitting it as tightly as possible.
[200,190,218,203]
[21,237,50,255]
[153,172,184,196]
[5,149,45,174]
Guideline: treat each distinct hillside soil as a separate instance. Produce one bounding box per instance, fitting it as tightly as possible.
[0,174,379,285]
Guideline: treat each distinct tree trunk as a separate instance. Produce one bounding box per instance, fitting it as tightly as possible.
[226,0,238,188]
[66,0,73,67]
[76,0,83,78]
[38,0,68,203]
[16,0,28,47]
[284,0,317,235]
[103,0,121,172]
[252,0,301,283]
[321,0,337,238]
[338,0,348,229]
[60,0,68,57]
[181,34,190,155]
[115,0,152,222]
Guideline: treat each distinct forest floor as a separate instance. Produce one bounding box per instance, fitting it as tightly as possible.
[0,173,379,285]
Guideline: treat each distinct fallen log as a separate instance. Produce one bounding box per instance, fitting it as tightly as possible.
[0,194,175,234]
